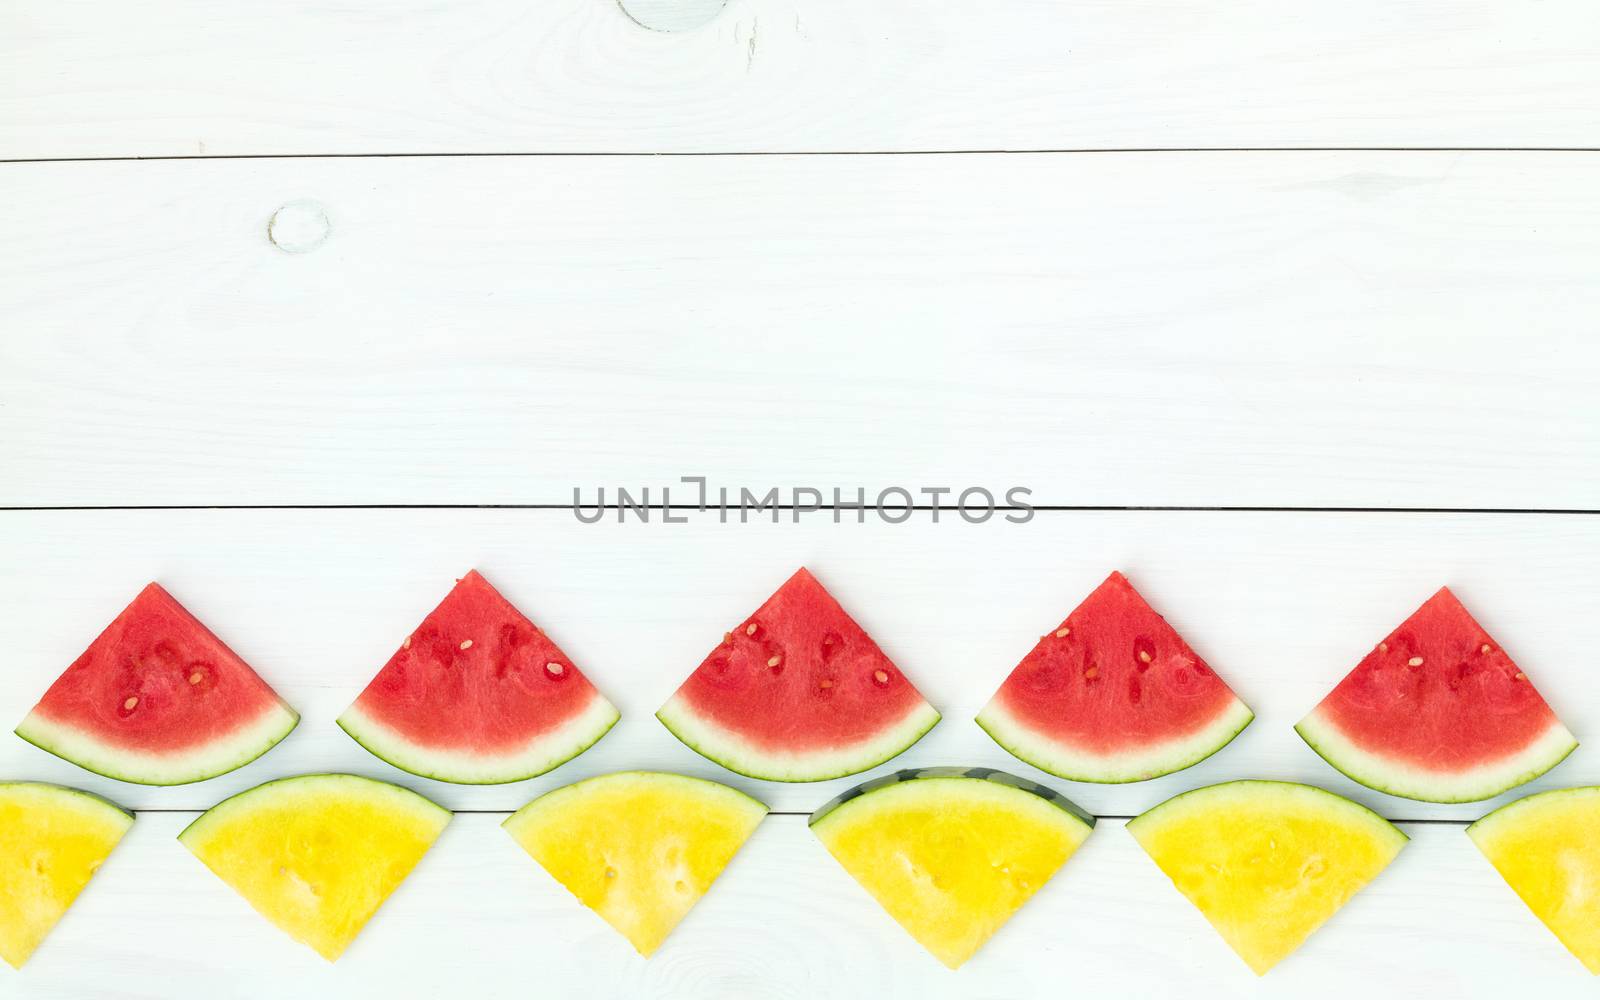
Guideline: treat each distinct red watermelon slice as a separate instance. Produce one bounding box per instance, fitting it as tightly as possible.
[338,571,619,784]
[656,568,940,782]
[976,572,1253,783]
[1296,587,1576,803]
[15,584,299,785]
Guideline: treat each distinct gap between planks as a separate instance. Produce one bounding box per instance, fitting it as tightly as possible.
[6,147,1600,166]
[2,506,1598,515]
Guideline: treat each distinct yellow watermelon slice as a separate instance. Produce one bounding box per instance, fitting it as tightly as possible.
[1468,787,1600,973]
[810,767,1094,969]
[503,771,766,957]
[1128,780,1406,974]
[0,783,132,969]
[178,774,450,960]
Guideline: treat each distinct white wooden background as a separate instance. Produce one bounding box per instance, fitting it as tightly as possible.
[4,0,1600,996]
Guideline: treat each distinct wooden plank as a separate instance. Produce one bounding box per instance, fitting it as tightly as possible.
[0,507,1595,817]
[5,0,1600,158]
[13,812,1597,996]
[2,152,1597,509]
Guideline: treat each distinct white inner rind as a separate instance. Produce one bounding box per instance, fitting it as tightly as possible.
[0,782,132,824]
[1468,786,1600,844]
[1296,707,1578,803]
[178,773,451,847]
[976,696,1254,783]
[338,695,619,784]
[1127,778,1407,839]
[657,695,940,781]
[504,770,768,835]
[15,703,300,786]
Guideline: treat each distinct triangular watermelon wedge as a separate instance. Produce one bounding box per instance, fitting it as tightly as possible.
[977,572,1253,783]
[1468,787,1600,973]
[179,774,450,960]
[657,568,940,782]
[1296,587,1577,803]
[503,772,767,957]
[15,584,299,786]
[1128,780,1407,974]
[338,571,619,784]
[0,783,134,969]
[810,768,1095,969]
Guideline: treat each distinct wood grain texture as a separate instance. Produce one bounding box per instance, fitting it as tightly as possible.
[11,812,1598,998]
[0,508,1595,819]
[3,152,1598,508]
[5,0,1600,159]
[7,4,1600,987]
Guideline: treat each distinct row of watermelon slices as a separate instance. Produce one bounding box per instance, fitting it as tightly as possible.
[7,770,1600,975]
[12,568,1580,804]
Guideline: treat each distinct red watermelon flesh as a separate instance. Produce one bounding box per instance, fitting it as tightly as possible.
[15,584,299,785]
[976,572,1253,783]
[338,571,618,784]
[1297,587,1576,802]
[656,568,940,781]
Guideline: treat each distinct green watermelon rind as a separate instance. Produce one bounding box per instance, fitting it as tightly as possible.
[974,696,1254,784]
[177,772,450,846]
[1295,707,1579,804]
[809,766,1096,831]
[13,702,300,787]
[337,695,620,786]
[656,695,941,783]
